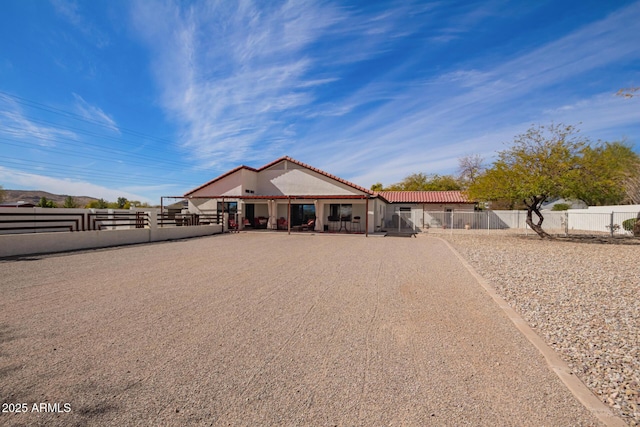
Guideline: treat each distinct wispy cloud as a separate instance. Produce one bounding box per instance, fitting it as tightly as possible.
[50,0,110,48]
[130,0,437,169]
[72,93,120,134]
[129,0,640,190]
[333,91,640,187]
[0,95,77,145]
[299,2,640,185]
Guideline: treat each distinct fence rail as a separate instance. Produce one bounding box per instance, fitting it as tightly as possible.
[88,212,149,231]
[158,212,221,227]
[0,208,224,235]
[421,210,640,237]
[0,210,152,235]
[1,208,638,237]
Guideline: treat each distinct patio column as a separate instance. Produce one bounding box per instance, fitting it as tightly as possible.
[314,200,323,232]
[267,200,274,229]
[221,197,225,231]
[274,200,279,229]
[365,196,369,237]
[238,200,244,230]
[287,197,291,235]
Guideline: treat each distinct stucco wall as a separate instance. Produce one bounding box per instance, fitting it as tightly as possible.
[190,170,244,197]
[0,218,222,258]
[257,169,357,196]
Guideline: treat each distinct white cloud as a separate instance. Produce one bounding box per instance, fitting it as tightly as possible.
[127,0,640,193]
[0,166,153,203]
[340,92,640,188]
[295,2,640,186]
[540,93,640,141]
[0,95,77,145]
[130,0,435,169]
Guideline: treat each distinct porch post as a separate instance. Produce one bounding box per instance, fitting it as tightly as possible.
[238,200,244,230]
[287,196,291,235]
[267,199,274,229]
[314,199,322,231]
[160,197,164,228]
[365,196,369,237]
[221,197,225,231]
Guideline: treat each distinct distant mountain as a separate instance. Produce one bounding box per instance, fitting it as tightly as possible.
[2,190,98,208]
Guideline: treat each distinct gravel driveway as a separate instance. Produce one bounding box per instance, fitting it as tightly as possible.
[440,231,639,426]
[1,233,602,426]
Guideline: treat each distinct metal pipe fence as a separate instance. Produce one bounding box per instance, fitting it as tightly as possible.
[158,212,220,227]
[421,210,639,237]
[0,209,152,235]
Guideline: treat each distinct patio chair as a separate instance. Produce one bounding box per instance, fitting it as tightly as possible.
[255,216,268,228]
[351,216,361,233]
[277,217,288,230]
[228,219,239,232]
[301,218,315,231]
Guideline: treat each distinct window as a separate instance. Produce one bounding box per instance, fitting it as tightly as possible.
[290,204,315,226]
[217,201,237,214]
[329,204,352,221]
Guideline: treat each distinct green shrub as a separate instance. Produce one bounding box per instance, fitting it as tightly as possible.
[622,218,637,233]
[552,203,571,211]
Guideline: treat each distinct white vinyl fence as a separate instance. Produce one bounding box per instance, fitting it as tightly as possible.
[423,210,639,237]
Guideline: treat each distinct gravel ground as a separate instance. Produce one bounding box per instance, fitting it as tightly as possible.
[439,231,640,426]
[0,233,602,426]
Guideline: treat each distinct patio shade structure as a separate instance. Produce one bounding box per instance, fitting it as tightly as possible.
[163,194,371,236]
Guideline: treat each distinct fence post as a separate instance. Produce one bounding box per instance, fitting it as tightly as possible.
[564,211,569,236]
[487,211,490,234]
[148,210,157,242]
[610,212,614,237]
[450,210,454,235]
[148,211,157,230]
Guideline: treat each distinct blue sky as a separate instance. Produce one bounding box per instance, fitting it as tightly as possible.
[1,0,639,204]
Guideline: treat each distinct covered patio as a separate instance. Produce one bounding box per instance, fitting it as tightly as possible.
[181,195,371,235]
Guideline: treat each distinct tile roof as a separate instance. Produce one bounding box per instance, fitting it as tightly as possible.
[184,156,374,196]
[377,191,471,204]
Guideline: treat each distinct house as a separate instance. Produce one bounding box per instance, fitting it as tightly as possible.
[183,156,474,234]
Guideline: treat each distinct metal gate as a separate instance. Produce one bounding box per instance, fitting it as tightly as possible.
[388,211,417,234]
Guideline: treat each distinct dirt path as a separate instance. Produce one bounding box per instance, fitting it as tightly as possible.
[0,233,601,426]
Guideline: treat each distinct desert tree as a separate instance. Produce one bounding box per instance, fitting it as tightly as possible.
[117,197,129,209]
[573,141,640,206]
[86,198,109,209]
[62,196,78,208]
[457,154,484,188]
[383,173,462,191]
[37,197,57,208]
[370,182,384,191]
[467,124,585,238]
[622,161,640,204]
